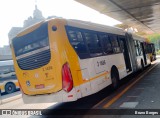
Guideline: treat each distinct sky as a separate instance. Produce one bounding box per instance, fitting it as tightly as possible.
[0,0,121,47]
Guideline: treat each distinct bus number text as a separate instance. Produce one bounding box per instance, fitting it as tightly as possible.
[42,66,53,71]
[97,60,106,67]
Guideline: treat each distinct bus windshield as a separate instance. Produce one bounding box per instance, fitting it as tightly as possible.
[12,22,49,57]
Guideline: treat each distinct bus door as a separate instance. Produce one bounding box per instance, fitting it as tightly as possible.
[119,36,132,72]
[141,42,147,65]
[151,44,156,61]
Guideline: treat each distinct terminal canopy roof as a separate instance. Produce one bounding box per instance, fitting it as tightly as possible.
[76,0,160,34]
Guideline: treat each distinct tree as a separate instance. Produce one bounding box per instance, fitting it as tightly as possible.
[147,33,160,50]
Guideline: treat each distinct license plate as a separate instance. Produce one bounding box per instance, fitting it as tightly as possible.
[35,84,45,89]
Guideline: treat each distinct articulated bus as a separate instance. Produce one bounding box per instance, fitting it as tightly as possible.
[148,43,156,62]
[142,38,156,62]
[10,18,155,103]
[0,60,19,94]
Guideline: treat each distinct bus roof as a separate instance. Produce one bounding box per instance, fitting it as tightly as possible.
[0,60,13,66]
[132,33,150,43]
[10,18,149,44]
[66,19,125,36]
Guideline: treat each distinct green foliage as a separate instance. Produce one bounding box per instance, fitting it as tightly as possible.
[147,33,160,42]
[156,50,160,55]
[147,33,160,50]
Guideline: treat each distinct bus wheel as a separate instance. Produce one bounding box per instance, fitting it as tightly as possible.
[111,68,120,90]
[5,83,16,94]
[141,60,144,71]
[150,57,153,62]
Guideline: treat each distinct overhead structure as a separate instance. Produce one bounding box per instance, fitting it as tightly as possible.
[75,0,160,34]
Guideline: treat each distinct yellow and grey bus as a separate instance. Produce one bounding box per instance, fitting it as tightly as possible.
[10,18,155,103]
[0,60,19,94]
[148,43,156,62]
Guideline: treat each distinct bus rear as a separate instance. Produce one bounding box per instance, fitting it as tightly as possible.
[11,19,80,103]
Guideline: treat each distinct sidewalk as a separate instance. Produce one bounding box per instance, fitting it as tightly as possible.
[0,91,21,105]
[88,60,160,118]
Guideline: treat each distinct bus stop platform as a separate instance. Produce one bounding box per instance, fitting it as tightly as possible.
[89,59,160,117]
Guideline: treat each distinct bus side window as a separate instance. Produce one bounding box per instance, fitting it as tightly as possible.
[134,40,139,56]
[99,34,113,54]
[109,35,121,53]
[84,32,103,56]
[148,44,152,53]
[137,41,142,56]
[143,43,147,53]
[67,30,88,58]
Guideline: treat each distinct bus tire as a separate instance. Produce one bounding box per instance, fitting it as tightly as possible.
[141,60,144,71]
[5,83,16,94]
[111,67,120,90]
[150,57,153,62]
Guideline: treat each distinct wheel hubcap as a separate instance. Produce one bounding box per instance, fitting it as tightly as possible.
[8,86,12,91]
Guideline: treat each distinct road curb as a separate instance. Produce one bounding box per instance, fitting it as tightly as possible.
[1,92,22,105]
[1,94,22,104]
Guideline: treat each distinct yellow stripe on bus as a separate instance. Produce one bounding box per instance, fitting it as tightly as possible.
[90,71,110,81]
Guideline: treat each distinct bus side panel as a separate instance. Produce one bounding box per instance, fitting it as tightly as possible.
[136,56,143,70]
[78,53,127,95]
[146,54,151,66]
[0,84,4,93]
[58,20,88,99]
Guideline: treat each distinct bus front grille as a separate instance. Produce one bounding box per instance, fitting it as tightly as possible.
[17,49,51,70]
